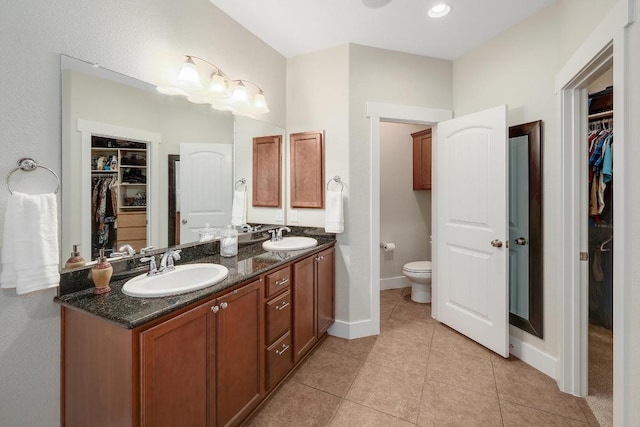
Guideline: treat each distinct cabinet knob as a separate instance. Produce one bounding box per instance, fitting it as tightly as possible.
[211,305,219,313]
[220,302,228,310]
[181,218,188,224]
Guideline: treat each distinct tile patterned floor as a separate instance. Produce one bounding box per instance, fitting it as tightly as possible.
[245,288,600,426]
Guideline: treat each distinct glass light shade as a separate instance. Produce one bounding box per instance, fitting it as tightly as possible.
[209,72,227,94]
[428,3,451,18]
[177,57,202,88]
[253,91,270,114]
[230,82,250,103]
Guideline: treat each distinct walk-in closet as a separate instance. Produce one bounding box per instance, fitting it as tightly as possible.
[586,70,613,426]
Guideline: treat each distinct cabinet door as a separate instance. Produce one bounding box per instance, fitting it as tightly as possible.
[214,280,263,427]
[293,255,317,362]
[252,135,282,207]
[412,129,432,190]
[290,130,325,208]
[316,247,335,336]
[140,303,211,427]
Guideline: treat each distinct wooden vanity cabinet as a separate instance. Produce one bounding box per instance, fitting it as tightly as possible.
[63,278,263,427]
[264,266,293,390]
[140,278,264,427]
[62,246,335,427]
[411,128,432,190]
[292,247,336,362]
[316,247,336,336]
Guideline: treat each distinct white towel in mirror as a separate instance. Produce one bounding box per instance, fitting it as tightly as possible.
[231,189,247,226]
[0,192,60,295]
[325,189,344,233]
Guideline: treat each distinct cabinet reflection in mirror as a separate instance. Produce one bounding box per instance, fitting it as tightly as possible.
[509,120,543,338]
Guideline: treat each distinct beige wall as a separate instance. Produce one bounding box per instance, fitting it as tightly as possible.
[624,0,640,421]
[379,122,431,281]
[0,0,285,425]
[452,0,618,375]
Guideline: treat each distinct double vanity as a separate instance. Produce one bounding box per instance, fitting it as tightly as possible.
[56,227,336,427]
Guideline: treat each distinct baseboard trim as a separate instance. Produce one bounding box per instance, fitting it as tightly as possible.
[380,276,408,290]
[328,318,379,339]
[509,334,558,379]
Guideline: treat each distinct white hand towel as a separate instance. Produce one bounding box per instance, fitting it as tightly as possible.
[1,192,60,295]
[324,189,344,233]
[231,189,247,227]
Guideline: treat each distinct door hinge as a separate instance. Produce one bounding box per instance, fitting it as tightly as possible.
[579,251,589,261]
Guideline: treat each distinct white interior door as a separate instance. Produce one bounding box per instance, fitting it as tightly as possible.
[434,105,509,357]
[180,143,232,244]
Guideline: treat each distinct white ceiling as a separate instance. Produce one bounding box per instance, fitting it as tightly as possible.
[209,0,557,60]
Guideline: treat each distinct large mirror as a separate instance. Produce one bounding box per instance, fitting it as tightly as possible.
[508,120,543,338]
[61,55,285,268]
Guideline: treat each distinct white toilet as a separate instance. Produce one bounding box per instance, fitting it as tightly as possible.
[402,261,432,303]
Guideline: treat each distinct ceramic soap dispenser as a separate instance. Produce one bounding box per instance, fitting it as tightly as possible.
[91,248,113,295]
[65,244,86,269]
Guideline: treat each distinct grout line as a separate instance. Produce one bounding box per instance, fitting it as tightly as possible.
[489,352,506,426]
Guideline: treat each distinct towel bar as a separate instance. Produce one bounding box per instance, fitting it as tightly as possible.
[6,158,60,194]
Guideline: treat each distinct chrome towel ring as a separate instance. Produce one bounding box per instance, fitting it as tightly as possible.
[6,158,60,194]
[326,176,344,192]
[235,178,247,192]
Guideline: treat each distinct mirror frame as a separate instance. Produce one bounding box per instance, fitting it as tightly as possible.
[168,154,180,246]
[509,120,543,338]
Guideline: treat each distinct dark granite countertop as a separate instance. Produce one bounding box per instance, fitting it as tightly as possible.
[55,228,335,330]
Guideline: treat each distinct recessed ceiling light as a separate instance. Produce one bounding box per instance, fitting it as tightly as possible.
[428,3,451,18]
[362,0,392,9]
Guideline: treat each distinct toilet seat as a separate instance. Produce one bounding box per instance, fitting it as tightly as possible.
[403,261,432,273]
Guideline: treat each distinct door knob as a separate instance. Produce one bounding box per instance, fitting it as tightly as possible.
[181,218,188,224]
[515,237,528,246]
[490,239,503,248]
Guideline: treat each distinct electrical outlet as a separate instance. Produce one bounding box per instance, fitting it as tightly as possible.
[275,210,283,223]
[290,210,298,222]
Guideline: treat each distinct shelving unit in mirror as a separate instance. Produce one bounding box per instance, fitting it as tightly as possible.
[91,136,148,258]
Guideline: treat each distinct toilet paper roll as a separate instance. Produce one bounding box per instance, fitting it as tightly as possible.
[381,242,396,252]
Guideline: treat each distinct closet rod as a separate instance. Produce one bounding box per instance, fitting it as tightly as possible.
[588,110,613,120]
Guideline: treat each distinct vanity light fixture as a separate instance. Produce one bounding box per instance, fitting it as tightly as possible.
[427,3,451,18]
[158,55,270,117]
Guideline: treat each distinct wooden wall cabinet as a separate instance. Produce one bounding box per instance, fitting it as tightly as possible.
[62,247,335,427]
[252,135,282,207]
[411,128,432,190]
[290,131,324,208]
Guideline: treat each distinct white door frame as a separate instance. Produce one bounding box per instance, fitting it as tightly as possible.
[555,1,632,424]
[367,103,452,335]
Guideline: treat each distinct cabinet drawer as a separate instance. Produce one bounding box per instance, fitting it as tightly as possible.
[266,290,291,344]
[118,212,146,227]
[265,266,290,298]
[266,331,293,390]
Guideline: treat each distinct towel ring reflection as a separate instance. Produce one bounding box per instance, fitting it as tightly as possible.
[6,158,60,195]
[326,176,344,192]
[235,178,247,192]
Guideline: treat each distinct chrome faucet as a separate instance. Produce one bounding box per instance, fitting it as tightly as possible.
[159,249,182,272]
[119,244,136,256]
[140,256,157,276]
[270,226,291,241]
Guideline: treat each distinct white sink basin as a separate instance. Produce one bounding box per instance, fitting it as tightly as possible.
[262,236,318,252]
[122,263,229,298]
